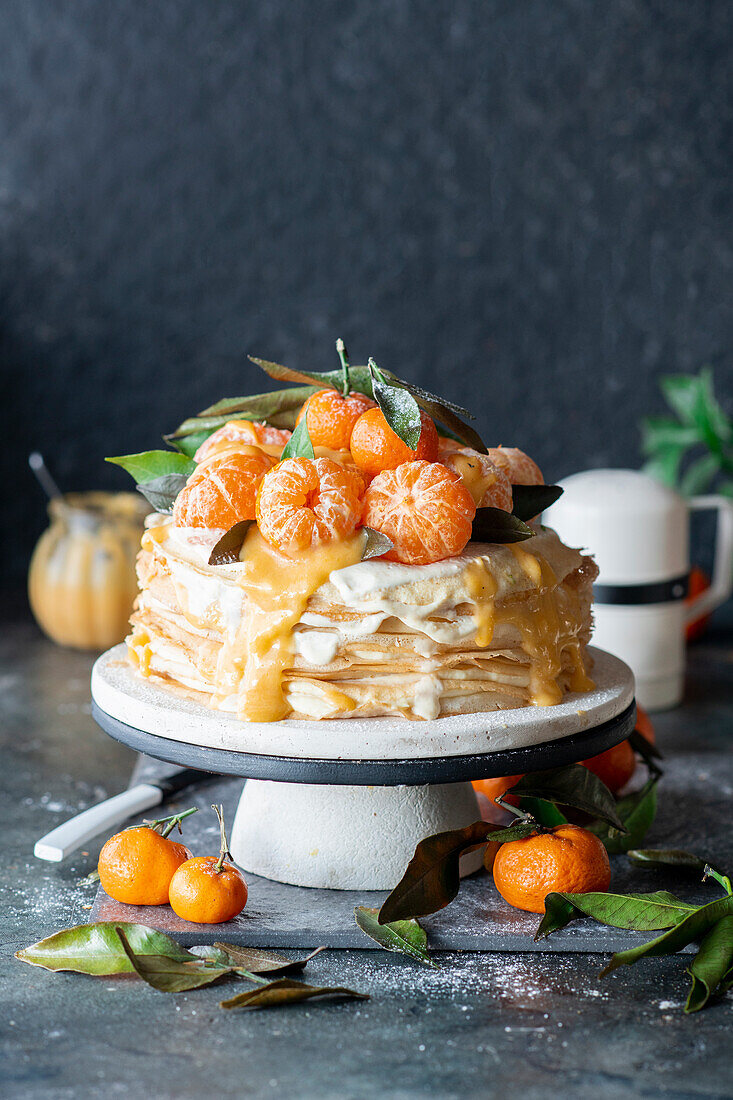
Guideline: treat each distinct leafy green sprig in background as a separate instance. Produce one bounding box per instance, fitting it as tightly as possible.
[641,368,733,496]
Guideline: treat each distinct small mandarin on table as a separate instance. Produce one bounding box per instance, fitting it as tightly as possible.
[97,809,196,906]
[492,824,611,914]
[168,805,248,924]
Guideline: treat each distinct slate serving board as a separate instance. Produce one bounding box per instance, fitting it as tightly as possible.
[91,757,728,953]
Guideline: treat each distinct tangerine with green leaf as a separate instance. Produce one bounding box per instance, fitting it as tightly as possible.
[350,407,439,478]
[295,389,376,451]
[492,824,611,914]
[97,809,196,906]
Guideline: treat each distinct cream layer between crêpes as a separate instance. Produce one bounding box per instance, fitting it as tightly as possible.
[127,518,598,721]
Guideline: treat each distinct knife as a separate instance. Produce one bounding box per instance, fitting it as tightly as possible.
[34,767,212,862]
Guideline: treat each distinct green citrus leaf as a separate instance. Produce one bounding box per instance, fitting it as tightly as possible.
[516,796,568,827]
[369,360,422,449]
[106,451,196,484]
[536,890,699,940]
[354,907,437,968]
[220,978,369,1010]
[588,778,658,854]
[136,473,189,514]
[208,521,256,565]
[511,484,563,521]
[361,527,394,560]
[15,922,194,976]
[508,766,624,830]
[280,415,315,460]
[685,915,733,1013]
[379,820,492,924]
[626,849,709,874]
[472,508,534,543]
[213,943,326,977]
[116,928,232,992]
[600,894,733,977]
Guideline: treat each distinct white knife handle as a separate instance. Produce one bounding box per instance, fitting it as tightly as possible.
[34,784,163,862]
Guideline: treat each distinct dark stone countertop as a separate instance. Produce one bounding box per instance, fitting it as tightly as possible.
[2,608,732,1100]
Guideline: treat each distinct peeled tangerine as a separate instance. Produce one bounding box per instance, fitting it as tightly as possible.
[437,440,513,510]
[362,460,476,565]
[255,457,363,556]
[194,419,292,463]
[173,449,274,529]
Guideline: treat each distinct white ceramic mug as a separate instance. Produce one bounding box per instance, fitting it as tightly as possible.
[544,469,733,710]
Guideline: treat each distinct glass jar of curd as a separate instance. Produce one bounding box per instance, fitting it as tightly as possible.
[28,492,148,650]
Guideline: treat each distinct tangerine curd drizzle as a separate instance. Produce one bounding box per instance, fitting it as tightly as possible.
[211,526,363,721]
[464,544,594,706]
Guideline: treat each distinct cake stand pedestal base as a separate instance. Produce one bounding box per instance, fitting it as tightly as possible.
[230,779,483,890]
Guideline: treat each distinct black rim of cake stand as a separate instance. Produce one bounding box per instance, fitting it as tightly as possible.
[92,699,636,786]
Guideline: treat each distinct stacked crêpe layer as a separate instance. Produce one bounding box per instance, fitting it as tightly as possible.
[127,517,598,721]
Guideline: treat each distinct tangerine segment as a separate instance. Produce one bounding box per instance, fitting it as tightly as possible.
[350,407,439,477]
[256,457,363,555]
[195,419,291,463]
[295,389,376,451]
[438,440,513,510]
[492,824,611,914]
[485,447,543,485]
[582,739,636,794]
[97,828,191,906]
[173,449,274,529]
[168,857,248,923]
[362,461,476,565]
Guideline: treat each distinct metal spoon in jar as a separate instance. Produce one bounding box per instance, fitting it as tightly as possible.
[29,452,63,500]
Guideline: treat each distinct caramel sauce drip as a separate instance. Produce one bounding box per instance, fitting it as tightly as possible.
[213,528,364,721]
[464,546,594,706]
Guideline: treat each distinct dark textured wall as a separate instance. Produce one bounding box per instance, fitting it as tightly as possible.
[2,1,732,590]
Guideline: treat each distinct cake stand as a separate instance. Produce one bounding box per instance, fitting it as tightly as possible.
[91,645,635,890]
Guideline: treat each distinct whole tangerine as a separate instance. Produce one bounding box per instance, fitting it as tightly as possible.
[361,460,476,565]
[485,447,543,486]
[350,407,439,478]
[492,824,611,913]
[472,774,524,806]
[173,448,274,529]
[634,704,656,746]
[256,456,362,556]
[168,806,247,924]
[98,827,191,906]
[295,389,376,451]
[582,739,636,794]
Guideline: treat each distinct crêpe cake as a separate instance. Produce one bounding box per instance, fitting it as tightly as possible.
[127,518,598,721]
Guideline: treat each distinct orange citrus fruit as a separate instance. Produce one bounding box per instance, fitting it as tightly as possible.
[295,389,376,451]
[256,456,363,555]
[634,704,656,745]
[362,460,476,565]
[173,448,274,529]
[194,419,291,463]
[438,440,513,510]
[581,739,636,794]
[168,856,248,923]
[492,824,611,913]
[350,407,439,478]
[472,774,523,806]
[98,827,191,906]
[686,566,711,641]
[485,446,543,485]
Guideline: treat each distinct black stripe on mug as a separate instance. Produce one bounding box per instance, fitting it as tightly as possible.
[593,573,689,606]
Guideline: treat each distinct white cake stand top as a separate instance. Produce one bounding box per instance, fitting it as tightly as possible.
[91,644,635,784]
